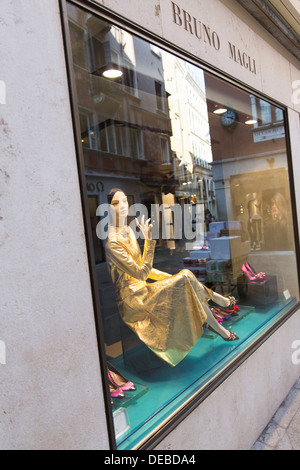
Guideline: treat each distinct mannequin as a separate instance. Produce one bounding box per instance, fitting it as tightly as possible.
[105,189,238,367]
[247,192,262,249]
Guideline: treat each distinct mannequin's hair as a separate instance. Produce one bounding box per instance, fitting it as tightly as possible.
[107,188,125,204]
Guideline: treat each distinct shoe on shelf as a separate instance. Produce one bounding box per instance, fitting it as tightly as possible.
[224,331,239,342]
[241,264,266,283]
[246,262,266,279]
[107,363,136,392]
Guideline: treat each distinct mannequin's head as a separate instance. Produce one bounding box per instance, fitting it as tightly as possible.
[271,192,286,221]
[108,188,129,226]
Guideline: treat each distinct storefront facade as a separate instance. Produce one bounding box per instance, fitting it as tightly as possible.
[1,0,300,450]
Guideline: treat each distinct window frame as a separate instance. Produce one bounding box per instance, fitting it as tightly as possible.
[59,0,300,450]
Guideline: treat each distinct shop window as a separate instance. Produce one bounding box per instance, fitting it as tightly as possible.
[66,2,299,450]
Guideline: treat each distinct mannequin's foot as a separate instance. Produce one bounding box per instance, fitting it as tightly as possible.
[218,328,239,341]
[223,331,239,341]
[205,323,239,341]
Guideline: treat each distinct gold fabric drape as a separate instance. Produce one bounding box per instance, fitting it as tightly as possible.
[105,226,213,367]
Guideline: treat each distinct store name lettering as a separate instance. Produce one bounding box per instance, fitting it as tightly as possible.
[228,42,256,74]
[171,1,221,51]
[171,1,257,75]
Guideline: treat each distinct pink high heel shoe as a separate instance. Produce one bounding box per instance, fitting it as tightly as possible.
[245,263,266,279]
[109,380,125,398]
[107,363,136,392]
[241,264,266,283]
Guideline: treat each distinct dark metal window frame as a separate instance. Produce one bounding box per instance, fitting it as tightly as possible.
[59,0,300,450]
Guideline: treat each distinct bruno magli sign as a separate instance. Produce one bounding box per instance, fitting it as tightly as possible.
[171,1,257,75]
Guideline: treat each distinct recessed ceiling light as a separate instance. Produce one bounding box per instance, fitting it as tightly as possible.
[213,107,227,115]
[102,69,123,79]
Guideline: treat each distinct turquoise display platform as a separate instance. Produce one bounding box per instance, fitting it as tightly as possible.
[109,297,296,449]
[111,382,148,411]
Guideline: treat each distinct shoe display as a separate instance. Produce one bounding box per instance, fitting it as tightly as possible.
[245,262,266,279]
[109,381,125,399]
[212,305,240,317]
[107,363,136,392]
[241,263,266,283]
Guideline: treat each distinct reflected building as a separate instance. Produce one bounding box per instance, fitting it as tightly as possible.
[68,6,175,260]
[68,6,218,258]
[162,52,216,220]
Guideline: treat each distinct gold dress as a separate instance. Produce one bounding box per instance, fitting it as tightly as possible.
[105,225,214,367]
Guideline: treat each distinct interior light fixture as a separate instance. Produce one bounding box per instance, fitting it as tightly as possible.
[102,68,123,79]
[213,106,227,115]
[245,119,257,125]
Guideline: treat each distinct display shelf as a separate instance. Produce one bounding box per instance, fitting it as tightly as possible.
[237,274,278,306]
[111,381,149,444]
[110,297,296,450]
[111,382,149,411]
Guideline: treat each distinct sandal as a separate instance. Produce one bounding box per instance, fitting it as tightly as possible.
[227,296,236,307]
[205,324,239,342]
[224,331,239,341]
[212,306,240,317]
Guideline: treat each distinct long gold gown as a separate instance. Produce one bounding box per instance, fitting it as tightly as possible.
[105,225,214,367]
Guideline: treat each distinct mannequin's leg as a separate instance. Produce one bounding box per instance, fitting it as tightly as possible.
[194,279,238,340]
[197,281,231,308]
[211,291,231,308]
[201,301,231,339]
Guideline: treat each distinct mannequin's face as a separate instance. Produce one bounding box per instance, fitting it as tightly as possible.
[110,191,129,225]
[271,198,279,215]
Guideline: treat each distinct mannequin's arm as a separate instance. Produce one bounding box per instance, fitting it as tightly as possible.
[106,238,156,281]
[148,268,172,281]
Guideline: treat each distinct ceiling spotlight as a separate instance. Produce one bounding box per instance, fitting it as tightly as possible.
[102,68,123,79]
[213,107,227,115]
[245,119,257,125]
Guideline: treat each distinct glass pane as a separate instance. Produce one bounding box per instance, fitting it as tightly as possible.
[66,2,299,450]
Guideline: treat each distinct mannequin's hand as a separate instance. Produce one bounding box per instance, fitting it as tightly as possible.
[135,215,152,239]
